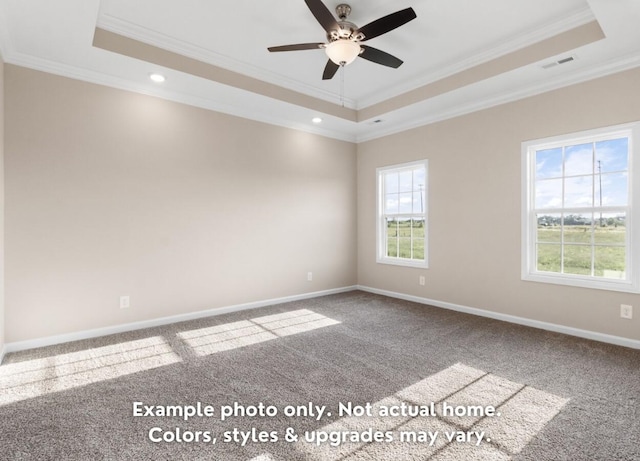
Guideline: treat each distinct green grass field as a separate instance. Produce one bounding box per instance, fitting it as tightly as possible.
[387,219,425,260]
[384,220,625,277]
[537,225,626,278]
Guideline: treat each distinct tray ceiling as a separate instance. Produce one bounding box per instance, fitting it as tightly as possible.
[1,0,639,141]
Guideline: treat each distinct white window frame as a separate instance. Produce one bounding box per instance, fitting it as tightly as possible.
[376,159,429,268]
[521,122,640,293]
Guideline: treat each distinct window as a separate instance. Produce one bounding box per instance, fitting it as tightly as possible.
[522,122,640,292]
[377,160,428,268]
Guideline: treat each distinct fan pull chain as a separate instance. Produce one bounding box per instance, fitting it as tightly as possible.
[340,64,345,108]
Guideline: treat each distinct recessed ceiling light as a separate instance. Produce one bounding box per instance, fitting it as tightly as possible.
[149,73,166,83]
[312,117,323,124]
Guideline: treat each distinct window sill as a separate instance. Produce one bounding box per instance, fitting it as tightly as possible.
[377,257,429,269]
[522,272,640,293]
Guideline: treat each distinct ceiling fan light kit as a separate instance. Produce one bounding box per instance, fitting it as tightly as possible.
[268,0,416,80]
[325,39,361,65]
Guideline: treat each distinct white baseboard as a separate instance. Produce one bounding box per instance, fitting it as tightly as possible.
[358,285,640,350]
[5,284,638,357]
[4,286,358,355]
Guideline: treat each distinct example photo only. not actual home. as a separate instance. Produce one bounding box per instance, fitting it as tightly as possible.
[0,1,639,460]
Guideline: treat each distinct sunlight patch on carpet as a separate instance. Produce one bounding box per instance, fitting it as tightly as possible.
[247,454,275,461]
[296,363,569,460]
[0,336,181,406]
[177,309,341,356]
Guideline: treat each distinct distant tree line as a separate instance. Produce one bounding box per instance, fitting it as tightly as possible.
[538,215,626,227]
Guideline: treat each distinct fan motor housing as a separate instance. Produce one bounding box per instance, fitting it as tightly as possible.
[327,4,364,42]
[328,20,361,41]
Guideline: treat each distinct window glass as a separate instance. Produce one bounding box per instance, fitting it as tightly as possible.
[377,161,428,268]
[523,123,638,292]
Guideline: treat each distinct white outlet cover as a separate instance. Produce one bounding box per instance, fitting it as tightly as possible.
[120,296,130,309]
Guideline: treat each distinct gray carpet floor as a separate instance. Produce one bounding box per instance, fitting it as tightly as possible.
[0,290,638,460]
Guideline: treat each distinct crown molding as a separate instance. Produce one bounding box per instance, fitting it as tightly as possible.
[96,7,596,114]
[96,14,357,110]
[357,6,597,109]
[3,2,637,145]
[6,51,357,143]
[356,50,640,143]
[7,46,639,146]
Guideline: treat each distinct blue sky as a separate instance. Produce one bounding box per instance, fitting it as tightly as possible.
[535,137,629,210]
[385,168,426,215]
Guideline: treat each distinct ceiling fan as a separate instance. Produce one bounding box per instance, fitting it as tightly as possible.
[268,0,417,80]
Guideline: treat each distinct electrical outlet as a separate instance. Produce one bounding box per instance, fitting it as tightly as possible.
[419,276,425,286]
[620,304,633,319]
[120,295,130,309]
[307,272,313,282]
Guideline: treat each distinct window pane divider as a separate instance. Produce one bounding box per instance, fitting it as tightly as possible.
[522,122,639,292]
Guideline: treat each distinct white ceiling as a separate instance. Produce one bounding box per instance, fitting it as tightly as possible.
[1,0,639,142]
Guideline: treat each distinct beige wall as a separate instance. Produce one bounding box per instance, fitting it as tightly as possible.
[4,65,357,343]
[358,67,640,342]
[5,62,640,346]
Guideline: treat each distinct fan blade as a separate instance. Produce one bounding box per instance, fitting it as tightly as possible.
[322,60,340,80]
[357,7,417,42]
[268,43,324,52]
[359,45,403,68]
[304,0,339,34]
